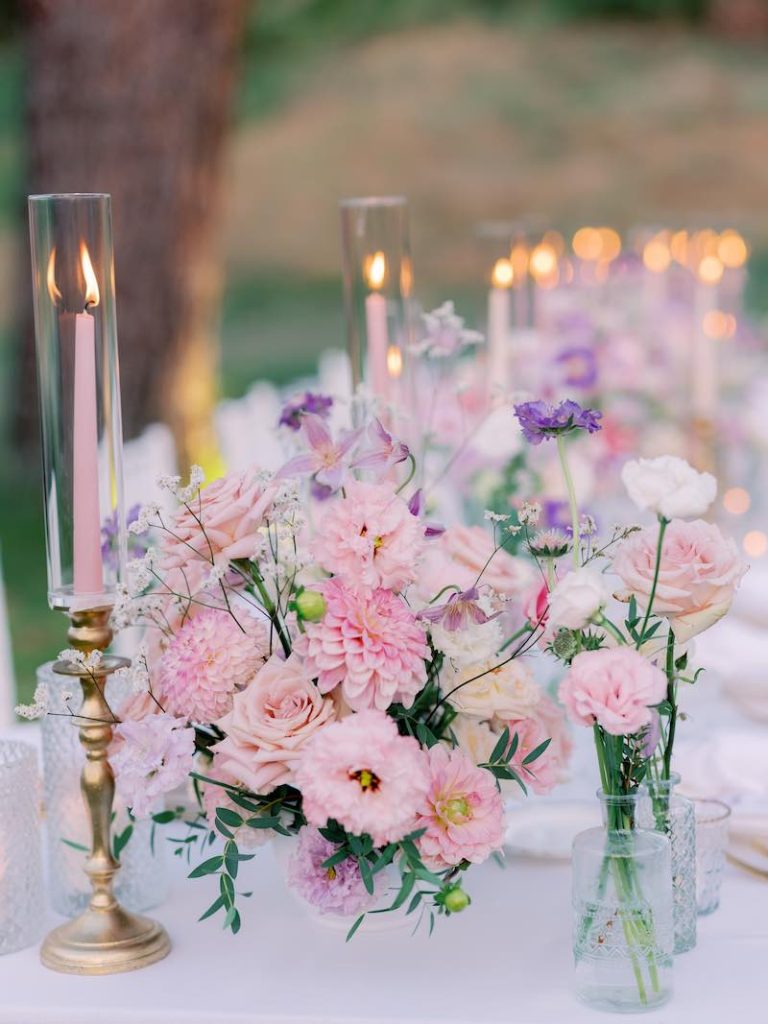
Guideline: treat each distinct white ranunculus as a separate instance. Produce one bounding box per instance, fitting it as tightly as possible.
[548,567,610,630]
[621,455,716,520]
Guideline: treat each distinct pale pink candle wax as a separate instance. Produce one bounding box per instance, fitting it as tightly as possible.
[365,291,389,405]
[72,308,103,596]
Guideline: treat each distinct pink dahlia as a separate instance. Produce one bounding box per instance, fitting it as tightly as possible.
[160,466,276,572]
[213,653,336,794]
[302,578,428,712]
[286,827,378,917]
[157,607,269,722]
[415,745,504,871]
[110,712,195,819]
[294,709,430,846]
[311,480,424,592]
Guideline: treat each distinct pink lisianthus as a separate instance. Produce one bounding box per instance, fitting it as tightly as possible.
[504,693,573,795]
[157,607,269,722]
[312,480,424,592]
[301,578,428,712]
[213,654,336,794]
[294,710,430,846]
[286,827,379,917]
[160,466,276,572]
[612,518,747,643]
[558,647,667,736]
[110,712,195,819]
[415,745,504,871]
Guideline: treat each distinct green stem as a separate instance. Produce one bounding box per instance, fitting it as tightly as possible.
[596,613,627,646]
[662,627,677,781]
[556,435,580,568]
[395,453,417,495]
[252,568,291,658]
[636,517,668,649]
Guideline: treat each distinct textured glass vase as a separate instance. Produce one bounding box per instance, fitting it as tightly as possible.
[38,662,168,917]
[572,791,674,1013]
[0,740,45,954]
[640,774,697,954]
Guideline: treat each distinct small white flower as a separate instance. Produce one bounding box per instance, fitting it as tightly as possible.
[518,500,542,527]
[580,515,597,537]
[621,456,716,521]
[15,682,50,720]
[548,566,610,630]
[412,301,484,358]
[484,510,510,523]
[129,501,161,535]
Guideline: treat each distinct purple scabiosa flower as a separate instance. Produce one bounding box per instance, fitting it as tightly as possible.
[278,391,333,432]
[418,587,496,632]
[286,828,379,918]
[353,418,410,476]
[554,346,599,390]
[514,399,602,445]
[529,528,571,559]
[101,504,145,570]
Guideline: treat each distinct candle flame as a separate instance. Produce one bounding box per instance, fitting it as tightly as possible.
[698,255,723,286]
[491,257,514,288]
[364,251,387,291]
[717,230,748,269]
[386,344,403,379]
[46,247,63,304]
[643,235,671,273]
[80,241,100,308]
[529,243,558,283]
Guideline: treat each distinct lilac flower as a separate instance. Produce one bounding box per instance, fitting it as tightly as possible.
[419,587,495,632]
[412,301,484,358]
[278,392,333,432]
[286,827,378,917]
[554,346,599,390]
[353,419,410,476]
[277,415,359,492]
[514,399,602,445]
[101,504,145,570]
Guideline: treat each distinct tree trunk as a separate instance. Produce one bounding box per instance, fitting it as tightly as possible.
[17,0,248,468]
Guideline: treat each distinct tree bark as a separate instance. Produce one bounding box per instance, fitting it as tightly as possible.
[17,0,248,467]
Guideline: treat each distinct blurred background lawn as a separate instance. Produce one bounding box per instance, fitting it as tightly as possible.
[1,0,767,699]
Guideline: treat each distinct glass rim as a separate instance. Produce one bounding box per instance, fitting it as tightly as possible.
[28,192,111,203]
[693,797,732,823]
[596,788,640,803]
[338,195,407,209]
[645,771,682,791]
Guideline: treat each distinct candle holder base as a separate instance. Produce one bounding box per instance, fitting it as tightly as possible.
[41,907,170,976]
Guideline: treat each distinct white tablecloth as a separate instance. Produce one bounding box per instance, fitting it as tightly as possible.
[0,838,765,1024]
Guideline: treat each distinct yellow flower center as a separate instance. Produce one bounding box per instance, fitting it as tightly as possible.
[443,797,471,824]
[350,768,380,792]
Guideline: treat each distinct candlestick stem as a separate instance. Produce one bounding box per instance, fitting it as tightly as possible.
[40,608,171,975]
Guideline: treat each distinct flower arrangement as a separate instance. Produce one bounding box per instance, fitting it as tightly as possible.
[96,396,568,938]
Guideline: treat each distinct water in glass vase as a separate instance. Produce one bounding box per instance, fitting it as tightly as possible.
[572,792,674,1013]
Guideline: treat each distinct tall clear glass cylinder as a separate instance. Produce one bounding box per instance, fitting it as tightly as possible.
[28,193,126,612]
[572,791,674,1013]
[339,196,415,423]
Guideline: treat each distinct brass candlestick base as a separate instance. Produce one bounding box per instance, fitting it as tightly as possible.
[40,608,171,975]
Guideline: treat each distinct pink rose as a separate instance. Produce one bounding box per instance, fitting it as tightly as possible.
[504,693,573,795]
[558,647,667,736]
[612,518,746,643]
[419,525,532,601]
[214,654,336,794]
[161,466,277,571]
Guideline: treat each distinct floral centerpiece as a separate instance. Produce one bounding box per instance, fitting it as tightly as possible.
[95,396,568,937]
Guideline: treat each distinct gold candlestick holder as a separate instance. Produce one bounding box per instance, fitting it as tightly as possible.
[40,608,171,975]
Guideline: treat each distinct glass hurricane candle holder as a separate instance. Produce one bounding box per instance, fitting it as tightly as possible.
[0,740,45,955]
[694,798,731,916]
[339,196,415,422]
[28,193,126,612]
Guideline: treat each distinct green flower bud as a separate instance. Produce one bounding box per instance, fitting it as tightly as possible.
[295,589,327,622]
[442,885,471,914]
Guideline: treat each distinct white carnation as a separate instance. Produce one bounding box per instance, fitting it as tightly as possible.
[621,455,716,521]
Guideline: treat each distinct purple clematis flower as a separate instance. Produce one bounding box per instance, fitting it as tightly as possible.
[353,419,410,476]
[418,587,496,632]
[514,399,602,445]
[408,488,445,539]
[278,415,359,492]
[278,392,333,432]
[101,504,145,570]
[554,346,599,390]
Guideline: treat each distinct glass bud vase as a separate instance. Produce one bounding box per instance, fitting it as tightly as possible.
[38,662,169,917]
[640,773,697,954]
[572,791,674,1013]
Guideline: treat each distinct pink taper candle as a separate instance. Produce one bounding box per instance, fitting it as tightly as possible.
[72,243,103,596]
[364,251,389,405]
